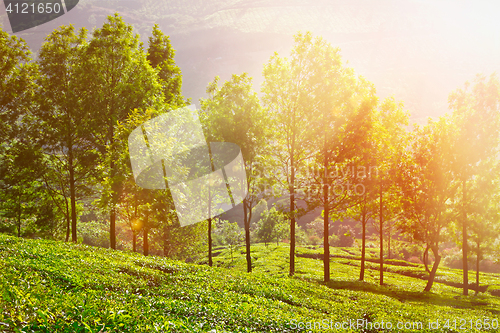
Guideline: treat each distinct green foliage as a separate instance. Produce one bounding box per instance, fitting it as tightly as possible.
[35,24,95,242]
[80,14,164,249]
[0,29,35,139]
[200,73,268,163]
[160,221,207,261]
[396,116,457,291]
[200,72,270,271]
[263,31,356,275]
[0,141,59,238]
[0,28,55,238]
[214,220,243,262]
[79,220,110,248]
[255,207,288,246]
[332,225,355,248]
[448,73,500,294]
[147,24,186,107]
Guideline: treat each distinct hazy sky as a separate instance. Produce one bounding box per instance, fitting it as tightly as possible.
[200,0,500,121]
[3,0,500,122]
[313,0,500,122]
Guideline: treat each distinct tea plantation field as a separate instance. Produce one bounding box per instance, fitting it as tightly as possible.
[0,234,499,332]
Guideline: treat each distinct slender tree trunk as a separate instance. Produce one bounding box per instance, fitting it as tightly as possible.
[110,206,116,249]
[69,147,77,243]
[143,210,149,256]
[323,182,330,283]
[208,217,213,267]
[64,197,70,242]
[423,244,431,274]
[17,192,21,238]
[289,108,296,277]
[379,185,383,285]
[387,220,391,259]
[289,172,295,276]
[207,142,214,267]
[109,125,117,250]
[143,227,149,256]
[462,177,468,296]
[163,224,168,257]
[475,242,480,296]
[161,164,171,258]
[360,203,366,281]
[244,199,252,273]
[322,109,330,283]
[424,246,441,292]
[133,195,138,252]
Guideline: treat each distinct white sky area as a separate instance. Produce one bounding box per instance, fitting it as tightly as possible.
[324,0,500,122]
[193,0,500,122]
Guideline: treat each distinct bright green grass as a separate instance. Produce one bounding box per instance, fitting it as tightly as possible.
[1,235,499,332]
[214,243,500,287]
[209,243,500,330]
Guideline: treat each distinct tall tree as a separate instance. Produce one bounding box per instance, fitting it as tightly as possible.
[298,33,378,283]
[397,116,457,292]
[80,14,162,249]
[342,101,379,282]
[0,28,57,238]
[468,170,500,294]
[200,73,269,272]
[343,97,408,283]
[114,106,178,255]
[262,32,328,276]
[115,26,188,256]
[35,25,96,243]
[449,73,500,295]
[0,27,37,193]
[371,98,409,285]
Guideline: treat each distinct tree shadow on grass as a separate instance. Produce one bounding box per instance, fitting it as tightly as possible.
[320,279,500,315]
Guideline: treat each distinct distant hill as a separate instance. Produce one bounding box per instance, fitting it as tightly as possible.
[3,0,500,123]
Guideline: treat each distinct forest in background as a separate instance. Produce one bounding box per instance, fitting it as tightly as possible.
[1,13,500,297]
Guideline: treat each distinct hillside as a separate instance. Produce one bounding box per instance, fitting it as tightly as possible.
[0,234,499,332]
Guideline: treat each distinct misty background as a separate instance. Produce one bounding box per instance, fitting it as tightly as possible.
[2,0,500,125]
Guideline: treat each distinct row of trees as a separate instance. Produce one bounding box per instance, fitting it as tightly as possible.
[1,15,499,294]
[200,32,500,294]
[0,14,203,258]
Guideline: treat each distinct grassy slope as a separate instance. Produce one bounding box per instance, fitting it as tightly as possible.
[0,235,499,332]
[213,243,500,288]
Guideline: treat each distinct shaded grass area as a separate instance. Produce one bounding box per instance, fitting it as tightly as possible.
[213,243,500,287]
[211,243,500,315]
[0,235,499,332]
